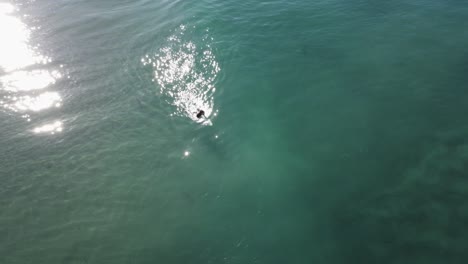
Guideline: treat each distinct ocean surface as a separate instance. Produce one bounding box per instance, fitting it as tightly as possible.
[1,0,468,263]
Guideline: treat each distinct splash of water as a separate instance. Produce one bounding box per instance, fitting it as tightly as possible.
[142,25,220,125]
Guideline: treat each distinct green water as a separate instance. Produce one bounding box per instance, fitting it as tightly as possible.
[1,0,468,263]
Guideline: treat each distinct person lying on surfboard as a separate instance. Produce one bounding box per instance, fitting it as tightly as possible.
[195,109,206,119]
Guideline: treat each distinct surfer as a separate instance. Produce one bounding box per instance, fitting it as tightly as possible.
[196,109,206,119]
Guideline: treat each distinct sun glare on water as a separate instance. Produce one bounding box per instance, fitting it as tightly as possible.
[0,2,64,135]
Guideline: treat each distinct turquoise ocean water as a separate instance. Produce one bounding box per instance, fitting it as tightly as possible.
[2,0,468,263]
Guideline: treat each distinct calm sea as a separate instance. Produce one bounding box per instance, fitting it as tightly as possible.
[1,0,468,263]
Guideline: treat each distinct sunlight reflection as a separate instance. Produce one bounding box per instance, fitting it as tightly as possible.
[1,70,61,91]
[0,2,64,134]
[13,92,61,112]
[33,121,63,134]
[0,3,48,72]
